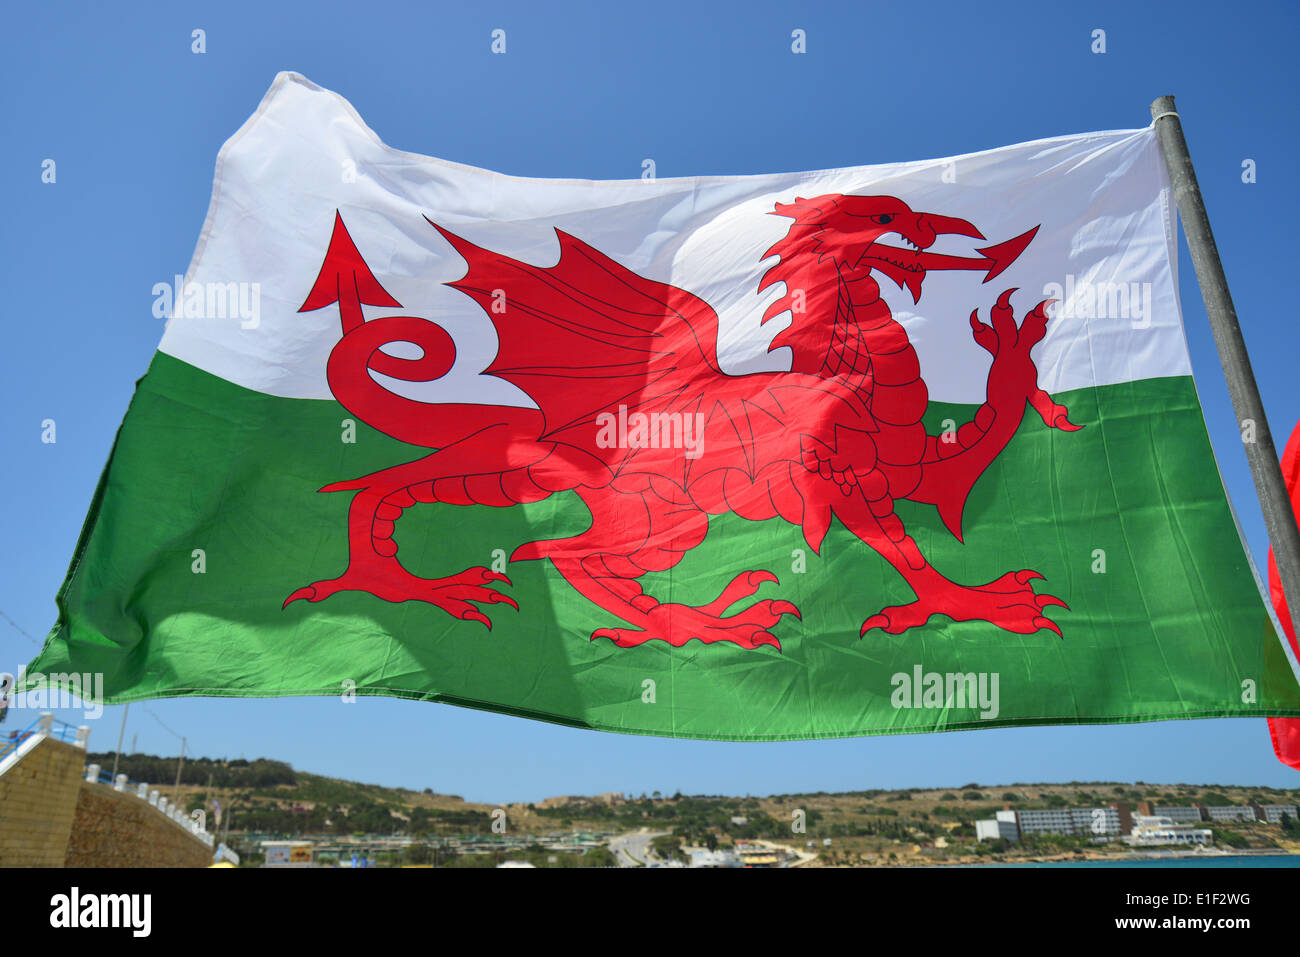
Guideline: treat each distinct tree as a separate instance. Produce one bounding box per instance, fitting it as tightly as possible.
[405,844,433,865]
[1200,792,1235,807]
[580,847,617,868]
[650,835,687,863]
[1213,828,1249,849]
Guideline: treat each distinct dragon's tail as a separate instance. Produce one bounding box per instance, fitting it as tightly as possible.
[326,312,522,448]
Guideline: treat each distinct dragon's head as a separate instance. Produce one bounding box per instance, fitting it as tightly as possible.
[763,194,1001,304]
[758,193,1038,373]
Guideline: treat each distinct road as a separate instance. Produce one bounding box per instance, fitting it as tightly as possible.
[608,829,669,867]
[749,838,820,866]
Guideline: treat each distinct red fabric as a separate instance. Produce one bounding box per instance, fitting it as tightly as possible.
[287,207,1082,648]
[1267,419,1300,769]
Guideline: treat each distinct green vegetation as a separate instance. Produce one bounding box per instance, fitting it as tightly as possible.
[535,794,821,845]
[1199,792,1237,807]
[650,835,687,863]
[101,753,1294,868]
[1212,828,1250,849]
[409,846,616,868]
[1019,832,1098,852]
[86,752,295,788]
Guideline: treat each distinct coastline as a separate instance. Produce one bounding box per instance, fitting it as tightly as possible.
[885,848,1300,868]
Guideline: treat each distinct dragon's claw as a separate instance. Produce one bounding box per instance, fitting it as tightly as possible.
[771,600,802,620]
[860,569,1067,638]
[1050,410,1084,432]
[973,290,1083,435]
[859,614,890,637]
[970,308,998,355]
[461,608,492,629]
[283,585,318,608]
[696,569,782,616]
[283,563,516,627]
[1033,616,1063,638]
[592,595,800,651]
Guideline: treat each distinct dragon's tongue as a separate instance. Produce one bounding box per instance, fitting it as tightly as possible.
[904,270,923,303]
[909,226,1040,283]
[912,250,988,272]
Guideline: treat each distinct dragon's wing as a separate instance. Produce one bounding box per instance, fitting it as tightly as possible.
[430,220,723,454]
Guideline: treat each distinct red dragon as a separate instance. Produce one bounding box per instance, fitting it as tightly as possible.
[285,197,1080,649]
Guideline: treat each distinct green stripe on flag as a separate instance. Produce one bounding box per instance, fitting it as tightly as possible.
[26,352,1300,740]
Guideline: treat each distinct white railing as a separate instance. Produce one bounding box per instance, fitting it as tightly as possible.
[83,761,219,851]
[0,712,89,777]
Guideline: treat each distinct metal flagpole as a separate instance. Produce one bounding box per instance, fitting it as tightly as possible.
[110,702,129,780]
[173,735,186,805]
[1150,95,1300,639]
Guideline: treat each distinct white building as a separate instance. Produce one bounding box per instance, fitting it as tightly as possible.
[1126,815,1212,847]
[1258,805,1299,825]
[1013,808,1075,835]
[975,809,1021,843]
[1012,807,1120,837]
[690,849,740,868]
[1074,807,1121,835]
[1206,806,1256,824]
[1153,806,1205,823]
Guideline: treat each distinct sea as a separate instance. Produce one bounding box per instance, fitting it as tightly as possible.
[971,855,1300,868]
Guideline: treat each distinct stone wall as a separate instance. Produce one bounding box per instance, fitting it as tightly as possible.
[0,737,86,867]
[65,781,213,868]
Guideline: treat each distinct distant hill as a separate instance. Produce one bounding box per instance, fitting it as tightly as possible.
[87,753,1300,866]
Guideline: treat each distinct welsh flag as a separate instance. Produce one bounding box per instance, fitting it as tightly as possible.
[25,73,1300,740]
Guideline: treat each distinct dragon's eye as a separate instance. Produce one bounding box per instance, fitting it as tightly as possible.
[870,214,895,225]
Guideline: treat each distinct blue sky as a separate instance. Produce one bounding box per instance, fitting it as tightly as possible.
[2,1,1298,803]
